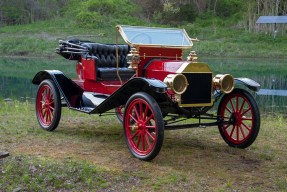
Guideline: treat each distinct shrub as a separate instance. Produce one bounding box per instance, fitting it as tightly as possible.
[215,0,244,18]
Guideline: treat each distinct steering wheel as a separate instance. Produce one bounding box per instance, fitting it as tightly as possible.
[130,33,152,44]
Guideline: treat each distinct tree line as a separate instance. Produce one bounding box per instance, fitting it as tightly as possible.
[0,0,67,26]
[0,0,286,33]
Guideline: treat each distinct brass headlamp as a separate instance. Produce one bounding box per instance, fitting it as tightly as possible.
[164,74,188,95]
[213,74,234,94]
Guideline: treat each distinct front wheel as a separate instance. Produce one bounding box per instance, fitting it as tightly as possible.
[217,89,260,148]
[36,79,61,131]
[123,92,164,161]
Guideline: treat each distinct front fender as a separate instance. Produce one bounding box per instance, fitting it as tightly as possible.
[89,77,167,114]
[32,70,84,108]
[234,78,260,92]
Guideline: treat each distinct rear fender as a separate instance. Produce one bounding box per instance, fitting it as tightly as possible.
[32,70,84,108]
[89,77,167,114]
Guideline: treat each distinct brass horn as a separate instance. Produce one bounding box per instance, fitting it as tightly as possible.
[213,74,234,94]
[164,74,188,95]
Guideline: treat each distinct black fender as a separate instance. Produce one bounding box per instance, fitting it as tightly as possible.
[234,78,260,92]
[214,77,260,103]
[32,70,84,108]
[89,77,167,114]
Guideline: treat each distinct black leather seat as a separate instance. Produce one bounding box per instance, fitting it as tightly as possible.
[81,43,135,81]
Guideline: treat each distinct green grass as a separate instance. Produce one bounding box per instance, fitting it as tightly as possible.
[0,17,286,59]
[1,101,287,191]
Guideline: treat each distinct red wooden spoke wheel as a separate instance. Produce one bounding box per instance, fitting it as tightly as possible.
[36,80,61,131]
[115,105,124,123]
[218,89,260,148]
[124,92,164,161]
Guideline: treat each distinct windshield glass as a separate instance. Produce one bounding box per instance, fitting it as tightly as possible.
[118,25,193,48]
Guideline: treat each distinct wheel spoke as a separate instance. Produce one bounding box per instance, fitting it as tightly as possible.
[143,105,149,121]
[145,134,151,149]
[146,125,156,129]
[139,102,143,119]
[239,125,246,139]
[225,106,232,114]
[47,88,51,101]
[42,92,48,103]
[49,106,55,111]
[229,125,236,138]
[236,96,239,111]
[242,117,252,121]
[129,114,138,123]
[236,125,239,141]
[49,100,54,105]
[49,108,54,119]
[230,99,236,112]
[146,130,155,141]
[42,109,47,119]
[239,100,246,113]
[241,107,251,116]
[45,110,50,123]
[242,122,251,131]
[40,100,45,105]
[144,114,154,124]
[133,106,140,121]
[136,134,141,148]
[142,134,145,151]
[131,131,139,139]
[223,124,231,131]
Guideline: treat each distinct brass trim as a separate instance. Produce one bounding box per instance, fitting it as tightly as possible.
[178,99,215,107]
[140,55,183,59]
[115,26,122,85]
[176,62,212,73]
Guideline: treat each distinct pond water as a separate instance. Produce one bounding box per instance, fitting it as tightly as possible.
[0,56,286,114]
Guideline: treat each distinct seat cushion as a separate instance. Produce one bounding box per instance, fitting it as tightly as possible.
[97,68,135,81]
[81,43,130,68]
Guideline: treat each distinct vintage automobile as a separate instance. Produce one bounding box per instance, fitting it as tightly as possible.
[32,25,261,161]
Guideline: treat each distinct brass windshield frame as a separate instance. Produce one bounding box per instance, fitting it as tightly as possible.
[116,25,193,49]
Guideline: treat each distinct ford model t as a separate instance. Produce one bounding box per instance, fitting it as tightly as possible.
[32,25,260,161]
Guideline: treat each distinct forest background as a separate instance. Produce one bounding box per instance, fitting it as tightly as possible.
[0,0,286,58]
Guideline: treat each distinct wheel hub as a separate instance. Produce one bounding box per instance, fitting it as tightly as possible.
[233,112,242,126]
[137,120,146,133]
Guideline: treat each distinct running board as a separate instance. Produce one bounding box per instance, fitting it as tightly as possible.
[70,92,109,113]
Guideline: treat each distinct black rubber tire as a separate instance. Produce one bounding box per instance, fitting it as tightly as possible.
[36,79,61,131]
[217,89,260,148]
[123,92,164,161]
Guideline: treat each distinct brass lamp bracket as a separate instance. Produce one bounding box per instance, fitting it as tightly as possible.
[127,47,140,70]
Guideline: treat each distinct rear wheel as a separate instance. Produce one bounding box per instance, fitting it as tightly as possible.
[36,79,61,131]
[115,105,124,123]
[124,92,164,161]
[217,89,260,148]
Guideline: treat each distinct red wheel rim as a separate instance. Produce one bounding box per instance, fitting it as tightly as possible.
[219,93,254,144]
[125,98,157,156]
[116,106,124,120]
[36,85,55,127]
